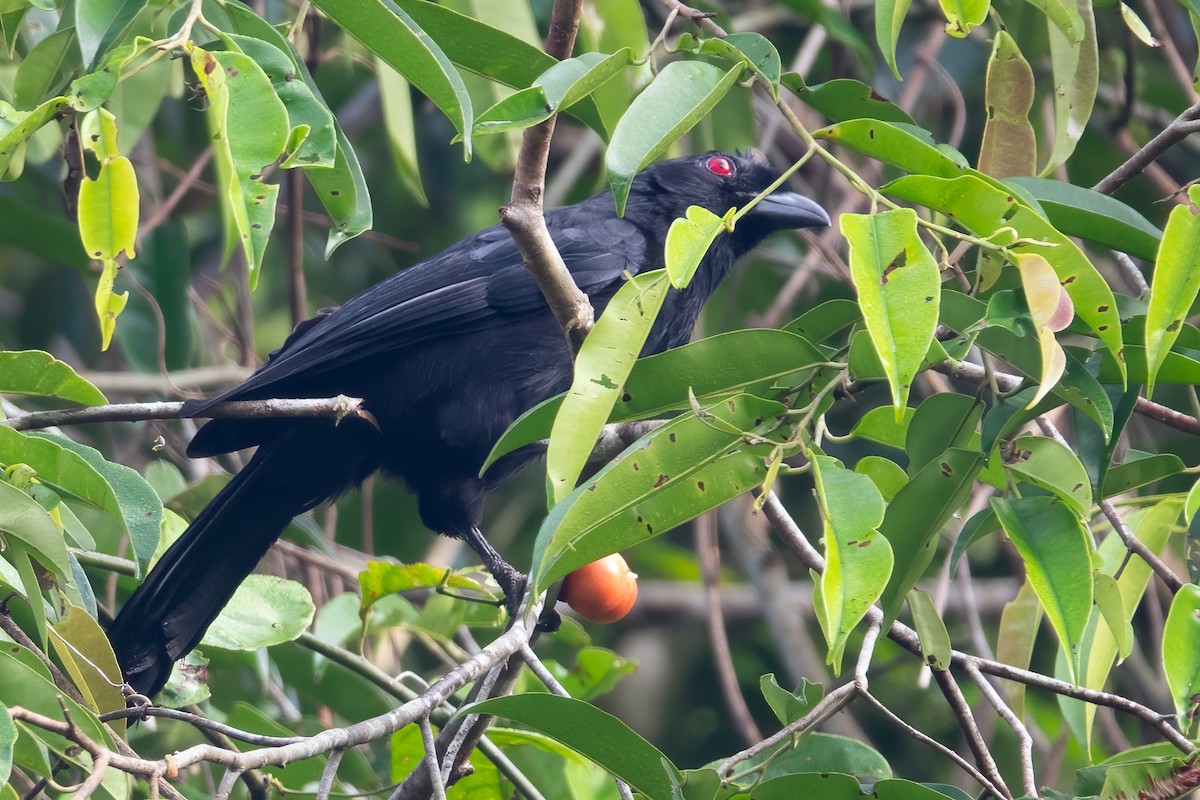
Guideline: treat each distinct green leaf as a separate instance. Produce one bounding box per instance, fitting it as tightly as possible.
[78,110,139,352]
[1092,571,1129,661]
[1120,2,1159,46]
[0,647,125,795]
[0,703,12,785]
[0,351,105,405]
[463,694,680,800]
[842,208,941,416]
[484,329,824,472]
[909,589,951,670]
[906,392,983,474]
[388,0,607,137]
[978,30,1036,178]
[0,96,72,181]
[848,406,914,450]
[1164,583,1200,732]
[781,74,914,125]
[376,62,427,206]
[676,32,782,98]
[532,394,784,591]
[189,46,288,287]
[309,0,472,156]
[1041,0,1096,174]
[26,432,162,575]
[665,205,735,289]
[1145,186,1200,397]
[1072,501,1181,750]
[547,271,671,504]
[75,0,144,67]
[992,496,1093,681]
[879,448,982,628]
[733,733,891,788]
[885,174,1125,382]
[760,673,823,725]
[784,298,862,344]
[813,455,892,673]
[222,1,373,253]
[606,60,743,215]
[816,119,969,178]
[13,28,77,110]
[855,456,909,501]
[876,0,913,80]
[1103,451,1185,497]
[995,578,1041,718]
[222,33,337,169]
[1004,433,1093,514]
[47,604,125,731]
[358,561,487,616]
[472,50,630,137]
[1006,177,1161,261]
[202,575,315,650]
[0,481,70,579]
[938,0,990,36]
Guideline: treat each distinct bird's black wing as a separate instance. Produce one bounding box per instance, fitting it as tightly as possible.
[194,212,645,410]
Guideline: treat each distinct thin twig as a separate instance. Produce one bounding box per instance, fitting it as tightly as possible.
[931,668,1011,799]
[420,717,448,800]
[315,749,345,800]
[696,512,762,746]
[859,690,1008,799]
[1092,102,1200,195]
[966,663,1038,798]
[716,682,860,778]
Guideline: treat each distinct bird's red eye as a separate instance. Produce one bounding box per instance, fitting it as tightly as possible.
[705,156,735,177]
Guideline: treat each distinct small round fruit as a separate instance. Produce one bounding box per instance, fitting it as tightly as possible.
[560,553,638,623]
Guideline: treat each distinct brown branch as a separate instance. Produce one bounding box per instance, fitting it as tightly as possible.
[932,668,1012,799]
[286,170,309,327]
[1092,102,1200,195]
[500,0,593,354]
[696,512,762,746]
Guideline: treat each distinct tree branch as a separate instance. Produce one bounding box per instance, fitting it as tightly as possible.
[500,0,594,354]
[3,396,375,432]
[1092,102,1200,195]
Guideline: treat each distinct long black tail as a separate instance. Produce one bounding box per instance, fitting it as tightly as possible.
[108,428,359,696]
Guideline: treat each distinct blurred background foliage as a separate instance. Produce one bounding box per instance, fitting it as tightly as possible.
[2,0,1200,797]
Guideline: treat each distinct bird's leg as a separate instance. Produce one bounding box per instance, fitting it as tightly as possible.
[461,526,559,632]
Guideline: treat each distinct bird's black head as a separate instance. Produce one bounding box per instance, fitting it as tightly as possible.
[625,151,831,256]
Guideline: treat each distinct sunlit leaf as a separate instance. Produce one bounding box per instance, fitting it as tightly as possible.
[606,60,743,215]
[813,455,892,673]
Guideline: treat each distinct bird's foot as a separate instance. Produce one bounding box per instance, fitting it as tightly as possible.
[490,562,560,632]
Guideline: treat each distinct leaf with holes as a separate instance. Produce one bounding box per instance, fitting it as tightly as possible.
[547,271,671,505]
[533,394,784,592]
[885,174,1124,383]
[843,208,940,417]
[813,455,892,674]
[189,45,288,288]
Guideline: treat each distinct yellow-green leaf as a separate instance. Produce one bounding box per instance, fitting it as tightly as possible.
[842,208,940,417]
[813,454,892,674]
[1145,186,1200,397]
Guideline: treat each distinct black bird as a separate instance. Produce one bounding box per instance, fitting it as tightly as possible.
[107,152,830,696]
